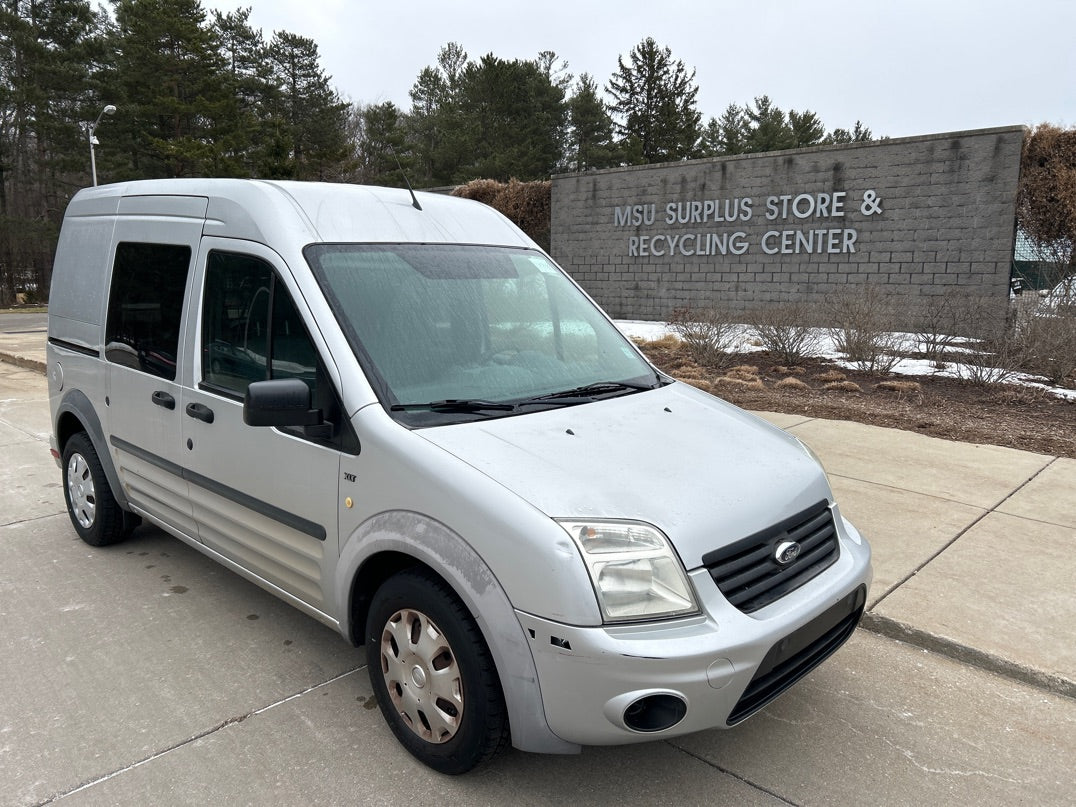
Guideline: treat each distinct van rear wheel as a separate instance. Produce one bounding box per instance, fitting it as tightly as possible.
[62,432,127,547]
[365,568,509,774]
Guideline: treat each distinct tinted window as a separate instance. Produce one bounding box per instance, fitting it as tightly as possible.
[201,251,317,397]
[105,242,191,380]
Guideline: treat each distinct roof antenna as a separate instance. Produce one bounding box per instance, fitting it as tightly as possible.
[389,145,422,211]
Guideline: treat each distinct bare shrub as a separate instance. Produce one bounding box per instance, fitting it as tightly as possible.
[1019,313,1076,384]
[747,302,823,365]
[948,295,1027,386]
[823,380,862,392]
[775,376,809,391]
[826,286,904,374]
[668,306,741,369]
[914,292,963,366]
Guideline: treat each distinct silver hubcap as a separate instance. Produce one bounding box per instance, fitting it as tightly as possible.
[66,452,96,529]
[380,608,463,743]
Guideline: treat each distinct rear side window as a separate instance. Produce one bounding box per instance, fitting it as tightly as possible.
[105,242,192,380]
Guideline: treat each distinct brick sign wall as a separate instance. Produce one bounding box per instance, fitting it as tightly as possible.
[551,126,1024,324]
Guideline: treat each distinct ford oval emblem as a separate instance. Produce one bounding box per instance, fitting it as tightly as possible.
[775,541,801,565]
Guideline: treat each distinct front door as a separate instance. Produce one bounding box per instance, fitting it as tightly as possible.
[180,240,356,614]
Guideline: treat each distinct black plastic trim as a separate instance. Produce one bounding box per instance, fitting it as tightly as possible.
[48,337,100,358]
[109,435,326,542]
[727,584,866,725]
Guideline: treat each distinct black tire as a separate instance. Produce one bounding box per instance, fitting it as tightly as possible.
[61,432,128,547]
[365,568,509,774]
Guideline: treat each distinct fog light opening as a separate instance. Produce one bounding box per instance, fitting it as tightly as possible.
[622,693,687,733]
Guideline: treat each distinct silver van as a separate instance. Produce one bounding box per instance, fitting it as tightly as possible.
[47,179,871,774]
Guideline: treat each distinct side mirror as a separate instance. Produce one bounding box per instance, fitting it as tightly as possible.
[244,378,322,427]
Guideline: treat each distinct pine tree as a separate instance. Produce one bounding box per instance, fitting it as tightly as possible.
[265,32,350,180]
[107,0,236,178]
[454,54,566,182]
[789,109,826,148]
[567,73,616,171]
[744,95,795,153]
[353,100,408,186]
[606,38,701,163]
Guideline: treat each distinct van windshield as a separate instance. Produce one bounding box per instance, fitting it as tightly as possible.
[304,244,661,425]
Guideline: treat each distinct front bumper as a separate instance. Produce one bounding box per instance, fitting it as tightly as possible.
[516,515,872,746]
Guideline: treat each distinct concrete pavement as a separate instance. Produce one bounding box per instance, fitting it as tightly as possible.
[2,315,1074,805]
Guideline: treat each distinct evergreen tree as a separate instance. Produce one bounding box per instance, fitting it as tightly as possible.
[788,109,826,148]
[107,0,235,178]
[827,120,874,144]
[353,100,408,186]
[709,103,749,155]
[744,95,794,153]
[454,53,566,181]
[567,73,617,171]
[265,31,350,180]
[606,37,701,163]
[211,6,277,175]
[407,43,469,186]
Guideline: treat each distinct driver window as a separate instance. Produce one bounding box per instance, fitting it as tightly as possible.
[201,251,315,397]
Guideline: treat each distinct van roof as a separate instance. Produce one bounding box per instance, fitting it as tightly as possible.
[65,179,536,250]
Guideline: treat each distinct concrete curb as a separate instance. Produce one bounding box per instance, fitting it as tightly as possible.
[0,350,46,374]
[860,611,1076,701]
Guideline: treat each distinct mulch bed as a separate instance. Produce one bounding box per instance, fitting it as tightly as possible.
[637,342,1076,460]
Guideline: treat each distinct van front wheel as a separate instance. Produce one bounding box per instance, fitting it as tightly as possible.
[62,432,127,547]
[365,568,509,774]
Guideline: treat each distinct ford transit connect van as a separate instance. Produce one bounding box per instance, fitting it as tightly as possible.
[47,179,871,773]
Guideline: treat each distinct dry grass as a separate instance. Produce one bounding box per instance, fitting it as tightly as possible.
[725,365,761,383]
[823,380,862,393]
[637,333,681,350]
[714,376,765,391]
[775,376,810,391]
[815,370,848,382]
[876,380,922,394]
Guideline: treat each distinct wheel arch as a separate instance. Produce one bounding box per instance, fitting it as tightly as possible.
[337,510,579,755]
[55,388,130,511]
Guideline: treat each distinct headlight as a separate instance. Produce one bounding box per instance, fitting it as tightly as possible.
[558,520,699,623]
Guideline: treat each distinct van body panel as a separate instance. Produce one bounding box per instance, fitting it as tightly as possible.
[418,382,830,570]
[339,404,603,626]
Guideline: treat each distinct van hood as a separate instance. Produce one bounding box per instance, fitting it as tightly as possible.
[417,383,833,569]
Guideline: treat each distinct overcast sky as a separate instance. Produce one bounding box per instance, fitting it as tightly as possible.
[200,0,1074,139]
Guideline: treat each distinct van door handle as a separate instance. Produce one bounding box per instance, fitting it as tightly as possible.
[151,391,176,410]
[185,402,215,424]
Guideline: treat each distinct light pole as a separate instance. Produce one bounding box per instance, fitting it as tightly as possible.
[88,104,116,186]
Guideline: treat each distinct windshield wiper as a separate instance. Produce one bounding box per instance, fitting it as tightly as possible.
[528,379,658,402]
[391,399,517,414]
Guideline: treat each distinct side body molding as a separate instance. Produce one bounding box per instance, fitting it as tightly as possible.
[335,510,579,756]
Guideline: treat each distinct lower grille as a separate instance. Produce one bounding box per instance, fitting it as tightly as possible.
[703,501,840,613]
[727,584,866,725]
